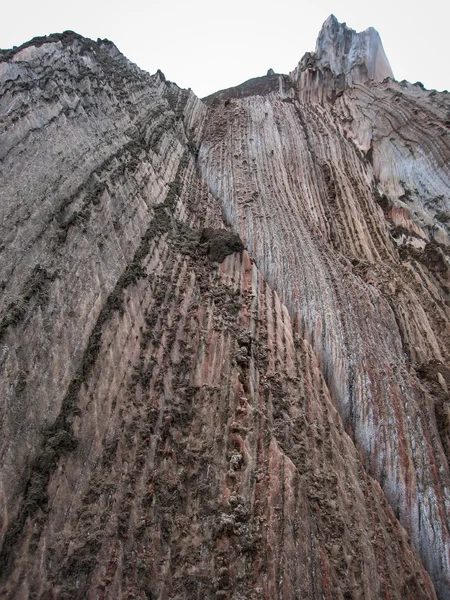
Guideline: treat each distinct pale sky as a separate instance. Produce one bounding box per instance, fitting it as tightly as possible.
[1,0,449,98]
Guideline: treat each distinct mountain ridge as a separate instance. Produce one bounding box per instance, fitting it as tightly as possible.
[0,16,449,599]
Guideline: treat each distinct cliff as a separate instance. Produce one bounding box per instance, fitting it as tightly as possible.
[0,16,449,600]
[291,15,394,102]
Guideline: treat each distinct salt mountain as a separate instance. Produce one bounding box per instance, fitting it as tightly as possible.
[0,14,449,600]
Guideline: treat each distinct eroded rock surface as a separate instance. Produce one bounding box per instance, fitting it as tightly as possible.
[0,18,449,600]
[292,14,394,102]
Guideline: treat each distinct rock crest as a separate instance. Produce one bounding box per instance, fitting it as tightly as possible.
[292,14,394,100]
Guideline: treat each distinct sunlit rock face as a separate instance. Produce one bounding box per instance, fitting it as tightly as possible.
[0,18,449,600]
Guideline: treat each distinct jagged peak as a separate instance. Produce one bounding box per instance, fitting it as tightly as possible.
[203,16,394,106]
[291,16,394,102]
[322,14,339,28]
[313,15,393,81]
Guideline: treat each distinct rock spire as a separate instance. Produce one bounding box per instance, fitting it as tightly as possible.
[292,14,394,100]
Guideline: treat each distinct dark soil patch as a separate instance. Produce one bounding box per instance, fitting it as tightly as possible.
[0,265,57,343]
[199,228,244,263]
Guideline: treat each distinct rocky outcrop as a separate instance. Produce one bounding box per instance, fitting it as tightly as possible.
[334,78,450,246]
[0,18,449,600]
[292,14,394,102]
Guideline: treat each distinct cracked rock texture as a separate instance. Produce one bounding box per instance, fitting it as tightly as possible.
[0,16,449,600]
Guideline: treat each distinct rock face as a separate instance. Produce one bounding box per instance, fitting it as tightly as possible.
[292,14,394,102]
[0,18,449,600]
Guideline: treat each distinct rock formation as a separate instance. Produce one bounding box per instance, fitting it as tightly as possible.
[292,15,394,102]
[0,16,449,600]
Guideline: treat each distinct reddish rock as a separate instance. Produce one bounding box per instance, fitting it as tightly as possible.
[0,17,449,600]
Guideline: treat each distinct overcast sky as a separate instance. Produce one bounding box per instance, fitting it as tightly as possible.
[1,0,449,98]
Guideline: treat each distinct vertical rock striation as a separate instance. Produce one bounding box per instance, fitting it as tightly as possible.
[0,17,449,600]
[200,17,450,598]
